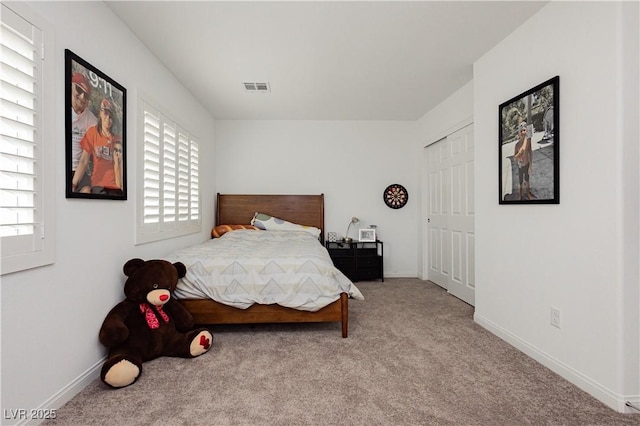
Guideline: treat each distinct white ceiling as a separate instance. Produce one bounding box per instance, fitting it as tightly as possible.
[106,1,547,121]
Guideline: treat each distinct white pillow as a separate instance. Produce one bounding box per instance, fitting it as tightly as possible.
[251,212,321,238]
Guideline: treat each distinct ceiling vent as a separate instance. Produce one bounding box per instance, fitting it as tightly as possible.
[243,82,270,92]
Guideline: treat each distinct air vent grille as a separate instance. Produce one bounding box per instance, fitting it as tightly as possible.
[243,82,270,92]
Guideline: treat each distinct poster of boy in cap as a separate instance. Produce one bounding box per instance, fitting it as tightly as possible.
[65,49,127,200]
[498,76,559,205]
[69,71,97,193]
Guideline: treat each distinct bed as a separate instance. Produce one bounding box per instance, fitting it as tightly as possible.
[166,193,363,337]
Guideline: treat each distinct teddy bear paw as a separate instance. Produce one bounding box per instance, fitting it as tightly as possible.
[104,359,140,388]
[190,330,213,356]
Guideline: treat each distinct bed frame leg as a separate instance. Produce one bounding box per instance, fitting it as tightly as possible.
[341,293,348,338]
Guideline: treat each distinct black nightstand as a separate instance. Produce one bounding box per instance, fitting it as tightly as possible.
[326,240,384,282]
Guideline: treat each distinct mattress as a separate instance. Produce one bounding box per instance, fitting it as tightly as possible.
[165,230,364,311]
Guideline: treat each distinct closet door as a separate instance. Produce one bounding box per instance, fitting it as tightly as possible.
[425,124,475,306]
[426,137,450,289]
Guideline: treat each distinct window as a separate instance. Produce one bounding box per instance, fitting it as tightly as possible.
[1,3,55,275]
[137,100,200,244]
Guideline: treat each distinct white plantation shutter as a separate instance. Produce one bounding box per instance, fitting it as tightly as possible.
[1,3,54,274]
[142,108,161,224]
[189,141,199,221]
[137,100,200,243]
[177,132,190,221]
[162,123,176,225]
[1,7,39,242]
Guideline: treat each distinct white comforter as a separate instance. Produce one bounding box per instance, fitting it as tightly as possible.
[165,230,364,311]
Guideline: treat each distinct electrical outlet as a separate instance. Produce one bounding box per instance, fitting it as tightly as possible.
[551,307,562,328]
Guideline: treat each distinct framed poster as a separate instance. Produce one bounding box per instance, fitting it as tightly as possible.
[65,49,126,200]
[498,76,559,204]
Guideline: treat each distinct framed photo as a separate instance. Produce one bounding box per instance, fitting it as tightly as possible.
[499,76,559,204]
[358,228,376,242]
[65,49,127,200]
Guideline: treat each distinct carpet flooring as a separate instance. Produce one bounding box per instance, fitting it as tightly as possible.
[45,278,639,425]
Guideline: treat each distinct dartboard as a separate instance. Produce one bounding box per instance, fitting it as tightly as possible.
[383,184,408,209]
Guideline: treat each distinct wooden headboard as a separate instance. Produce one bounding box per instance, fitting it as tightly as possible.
[216,193,325,242]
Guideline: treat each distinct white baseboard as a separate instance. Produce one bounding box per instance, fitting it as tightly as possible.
[382,273,418,279]
[21,357,105,426]
[474,313,638,414]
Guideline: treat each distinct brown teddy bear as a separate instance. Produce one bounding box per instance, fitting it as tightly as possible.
[99,258,213,388]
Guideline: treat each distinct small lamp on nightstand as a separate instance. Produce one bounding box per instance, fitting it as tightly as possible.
[344,216,359,243]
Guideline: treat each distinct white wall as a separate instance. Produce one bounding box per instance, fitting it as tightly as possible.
[473,1,639,411]
[415,81,474,146]
[215,120,419,277]
[621,0,640,404]
[0,2,216,422]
